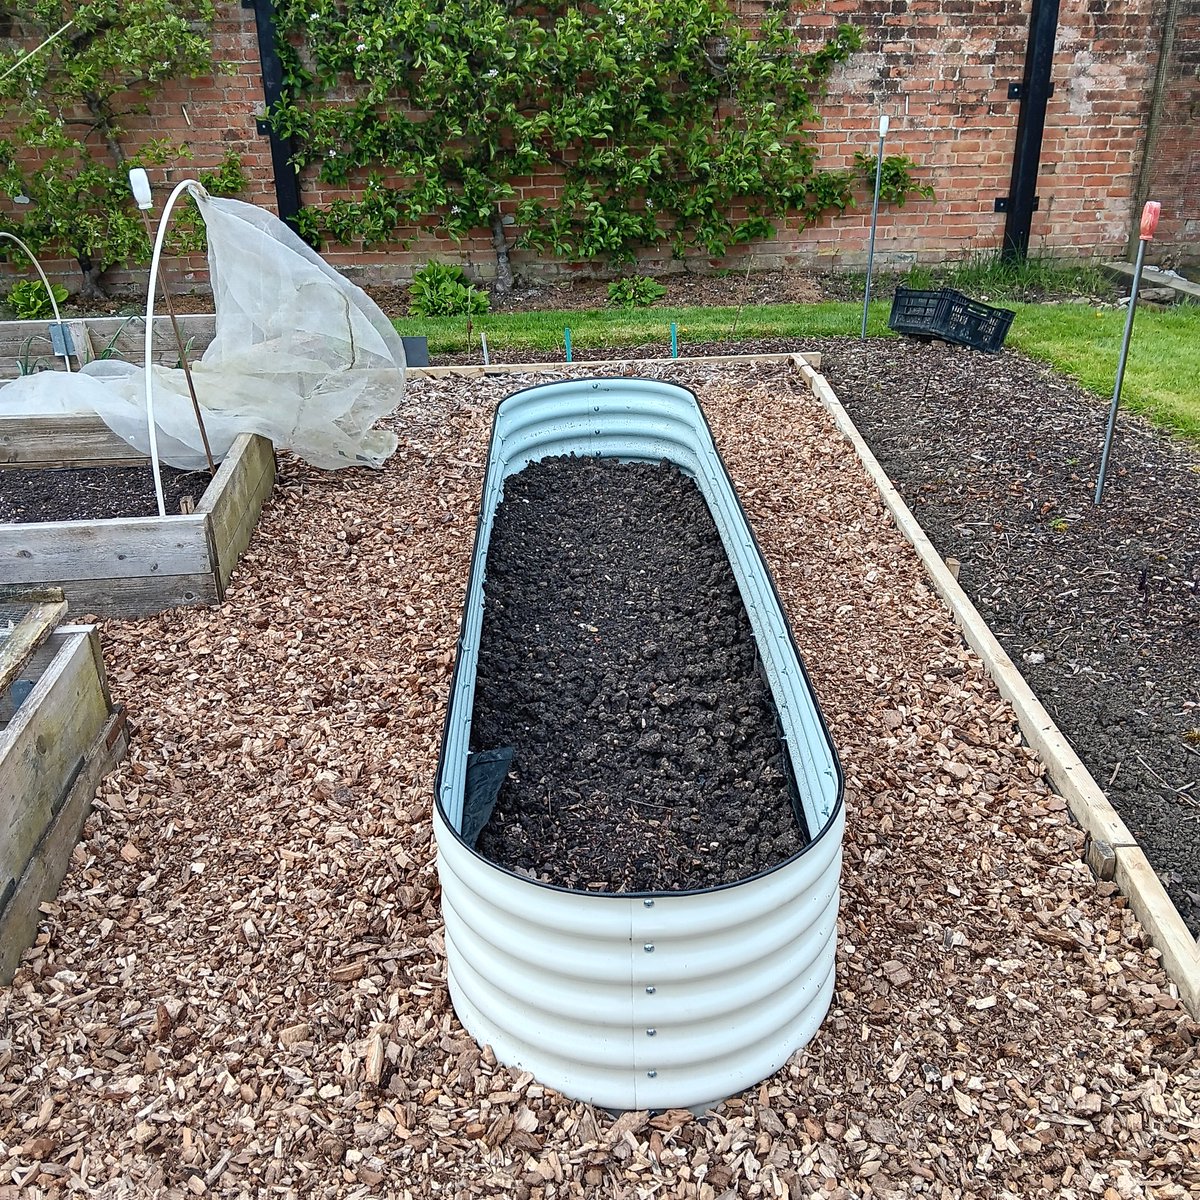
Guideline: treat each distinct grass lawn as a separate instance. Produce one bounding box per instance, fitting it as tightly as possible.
[396,300,1200,438]
[1005,302,1200,437]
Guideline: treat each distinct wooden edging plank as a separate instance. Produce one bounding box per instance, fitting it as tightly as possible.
[0,513,212,585]
[0,631,109,899]
[1,627,104,724]
[0,314,217,382]
[196,433,277,588]
[0,599,68,695]
[791,354,1200,1016]
[0,704,128,985]
[409,350,821,378]
[19,574,221,620]
[0,414,141,469]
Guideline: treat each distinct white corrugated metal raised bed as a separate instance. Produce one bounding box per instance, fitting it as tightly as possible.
[435,378,844,1111]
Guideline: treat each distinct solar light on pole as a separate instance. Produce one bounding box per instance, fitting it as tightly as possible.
[861,114,890,341]
[1094,199,1160,505]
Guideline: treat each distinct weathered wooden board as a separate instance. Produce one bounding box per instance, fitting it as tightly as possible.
[0,598,68,695]
[0,706,126,984]
[0,513,212,584]
[0,413,143,469]
[0,621,125,986]
[1102,260,1200,303]
[0,628,70,726]
[0,630,110,904]
[10,573,221,619]
[196,433,276,587]
[409,350,823,378]
[0,706,127,984]
[0,314,217,381]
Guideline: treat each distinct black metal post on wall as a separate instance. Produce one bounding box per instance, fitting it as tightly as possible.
[1000,0,1060,261]
[242,0,303,230]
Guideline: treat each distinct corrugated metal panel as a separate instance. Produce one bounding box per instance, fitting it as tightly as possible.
[435,377,845,1110]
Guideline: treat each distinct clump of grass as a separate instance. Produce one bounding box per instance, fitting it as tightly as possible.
[823,253,1117,304]
[933,251,1115,302]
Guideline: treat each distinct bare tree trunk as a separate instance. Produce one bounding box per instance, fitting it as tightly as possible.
[491,212,514,295]
[77,256,107,300]
[84,92,126,166]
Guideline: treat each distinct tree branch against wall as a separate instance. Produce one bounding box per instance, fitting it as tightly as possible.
[0,0,244,297]
[270,0,933,292]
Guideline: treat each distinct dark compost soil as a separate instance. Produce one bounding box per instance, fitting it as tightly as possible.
[469,455,808,892]
[810,336,1200,934]
[0,463,204,523]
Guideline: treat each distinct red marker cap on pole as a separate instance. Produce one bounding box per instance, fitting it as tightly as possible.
[1140,200,1161,241]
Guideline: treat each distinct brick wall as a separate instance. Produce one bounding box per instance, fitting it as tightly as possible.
[1139,0,1199,259]
[3,1,1195,296]
[769,0,1164,271]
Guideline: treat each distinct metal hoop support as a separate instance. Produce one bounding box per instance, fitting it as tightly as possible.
[142,178,208,518]
[0,231,72,372]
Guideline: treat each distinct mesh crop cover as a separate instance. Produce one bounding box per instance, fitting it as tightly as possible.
[0,189,406,470]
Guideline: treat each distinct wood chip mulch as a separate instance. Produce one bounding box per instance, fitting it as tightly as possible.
[1,363,1197,1199]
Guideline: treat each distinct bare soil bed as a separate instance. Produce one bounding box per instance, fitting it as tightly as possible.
[0,362,1196,1198]
[470,455,804,891]
[0,463,204,523]
[811,336,1200,936]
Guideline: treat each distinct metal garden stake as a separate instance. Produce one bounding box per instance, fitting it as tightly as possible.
[1094,199,1161,505]
[861,114,890,341]
[128,167,217,477]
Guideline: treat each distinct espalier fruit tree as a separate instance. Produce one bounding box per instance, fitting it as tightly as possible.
[271,0,932,292]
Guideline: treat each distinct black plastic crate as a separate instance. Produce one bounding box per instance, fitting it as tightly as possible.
[888,286,1016,353]
[935,288,1016,353]
[888,287,943,339]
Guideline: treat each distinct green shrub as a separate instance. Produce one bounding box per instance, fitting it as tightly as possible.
[607,277,668,309]
[409,263,490,317]
[7,279,69,320]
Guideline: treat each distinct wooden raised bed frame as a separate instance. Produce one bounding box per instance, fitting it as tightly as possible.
[0,414,275,617]
[1,595,128,983]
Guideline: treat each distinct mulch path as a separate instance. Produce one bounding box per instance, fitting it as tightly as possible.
[470,455,804,891]
[0,361,1195,1198]
[811,336,1200,935]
